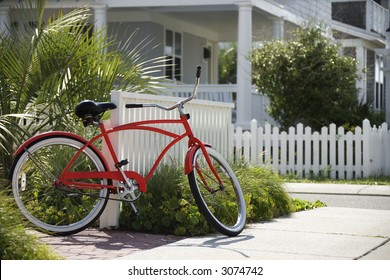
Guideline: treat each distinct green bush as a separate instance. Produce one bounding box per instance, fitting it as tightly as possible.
[235,162,292,222]
[120,163,320,236]
[120,165,211,236]
[0,189,62,260]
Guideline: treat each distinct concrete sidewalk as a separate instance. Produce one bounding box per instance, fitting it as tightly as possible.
[40,183,390,260]
[118,207,390,260]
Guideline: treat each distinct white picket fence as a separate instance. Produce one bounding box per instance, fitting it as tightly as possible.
[105,92,390,179]
[234,119,390,179]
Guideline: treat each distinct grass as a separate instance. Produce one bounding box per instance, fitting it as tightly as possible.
[281,175,390,186]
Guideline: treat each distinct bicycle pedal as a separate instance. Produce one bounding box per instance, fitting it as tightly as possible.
[115,159,129,168]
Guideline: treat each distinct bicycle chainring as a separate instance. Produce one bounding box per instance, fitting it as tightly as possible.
[116,181,142,202]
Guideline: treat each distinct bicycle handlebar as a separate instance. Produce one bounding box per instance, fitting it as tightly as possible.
[125,66,201,112]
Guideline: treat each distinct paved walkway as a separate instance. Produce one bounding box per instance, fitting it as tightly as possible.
[38,183,390,260]
[39,229,183,260]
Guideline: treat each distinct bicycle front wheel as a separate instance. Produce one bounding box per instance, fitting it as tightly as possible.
[188,147,246,236]
[10,135,109,235]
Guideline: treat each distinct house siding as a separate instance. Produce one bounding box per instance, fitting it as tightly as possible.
[107,21,164,64]
[183,32,208,84]
[276,0,332,23]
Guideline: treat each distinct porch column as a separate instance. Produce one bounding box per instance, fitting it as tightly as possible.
[92,4,107,33]
[0,6,10,36]
[384,31,390,124]
[235,1,253,129]
[271,17,284,40]
[355,46,367,103]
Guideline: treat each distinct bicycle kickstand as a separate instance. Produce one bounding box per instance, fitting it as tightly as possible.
[129,201,139,216]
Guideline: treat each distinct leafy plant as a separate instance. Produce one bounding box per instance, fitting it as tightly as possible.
[0,189,62,259]
[252,23,360,131]
[218,43,237,84]
[290,198,326,212]
[0,0,166,179]
[119,164,211,236]
[234,162,292,222]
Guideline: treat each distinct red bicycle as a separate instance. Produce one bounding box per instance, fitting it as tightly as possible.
[10,66,246,236]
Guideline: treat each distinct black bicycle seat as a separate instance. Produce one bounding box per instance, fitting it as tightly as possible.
[75,100,117,119]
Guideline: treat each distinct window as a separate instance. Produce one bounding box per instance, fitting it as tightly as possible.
[165,29,182,81]
[375,54,385,111]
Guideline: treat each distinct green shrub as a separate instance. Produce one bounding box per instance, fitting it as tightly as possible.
[234,162,292,222]
[120,163,321,236]
[0,189,62,260]
[120,165,211,236]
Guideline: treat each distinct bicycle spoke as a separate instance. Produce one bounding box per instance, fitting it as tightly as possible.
[11,136,109,234]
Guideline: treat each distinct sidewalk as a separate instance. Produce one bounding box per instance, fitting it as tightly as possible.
[39,183,390,260]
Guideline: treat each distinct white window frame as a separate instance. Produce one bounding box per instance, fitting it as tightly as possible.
[164,29,183,81]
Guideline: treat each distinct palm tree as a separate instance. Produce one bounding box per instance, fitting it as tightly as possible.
[0,0,166,180]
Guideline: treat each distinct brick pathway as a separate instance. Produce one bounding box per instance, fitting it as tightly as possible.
[38,228,183,260]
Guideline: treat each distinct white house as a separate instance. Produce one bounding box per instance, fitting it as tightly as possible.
[0,0,388,126]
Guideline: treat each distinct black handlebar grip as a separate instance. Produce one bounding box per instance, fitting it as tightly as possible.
[196,66,201,78]
[125,104,144,108]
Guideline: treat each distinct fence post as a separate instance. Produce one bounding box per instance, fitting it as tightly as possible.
[304,126,312,177]
[296,124,303,178]
[320,126,328,173]
[329,124,336,178]
[264,123,272,164]
[337,126,345,179]
[288,126,295,176]
[362,119,371,177]
[250,119,258,164]
[99,92,121,229]
[354,126,363,178]
[272,126,279,171]
[280,131,287,175]
[379,122,389,175]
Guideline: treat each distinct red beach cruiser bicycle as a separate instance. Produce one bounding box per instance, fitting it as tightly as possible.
[10,66,246,236]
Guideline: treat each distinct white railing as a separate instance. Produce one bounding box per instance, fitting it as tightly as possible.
[162,84,236,103]
[368,0,389,35]
[234,119,390,179]
[162,83,275,125]
[108,91,234,175]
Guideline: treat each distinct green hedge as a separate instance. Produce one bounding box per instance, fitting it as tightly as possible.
[119,163,322,236]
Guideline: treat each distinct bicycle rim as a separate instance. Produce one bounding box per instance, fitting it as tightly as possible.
[10,135,109,235]
[188,147,246,236]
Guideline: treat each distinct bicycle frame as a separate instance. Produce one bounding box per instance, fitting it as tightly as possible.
[42,110,220,194]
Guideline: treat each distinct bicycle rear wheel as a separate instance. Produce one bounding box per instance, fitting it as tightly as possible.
[188,147,246,236]
[10,135,109,235]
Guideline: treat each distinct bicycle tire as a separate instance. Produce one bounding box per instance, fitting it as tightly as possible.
[188,146,246,236]
[10,135,109,235]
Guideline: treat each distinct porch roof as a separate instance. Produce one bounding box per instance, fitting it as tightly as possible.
[37,0,303,41]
